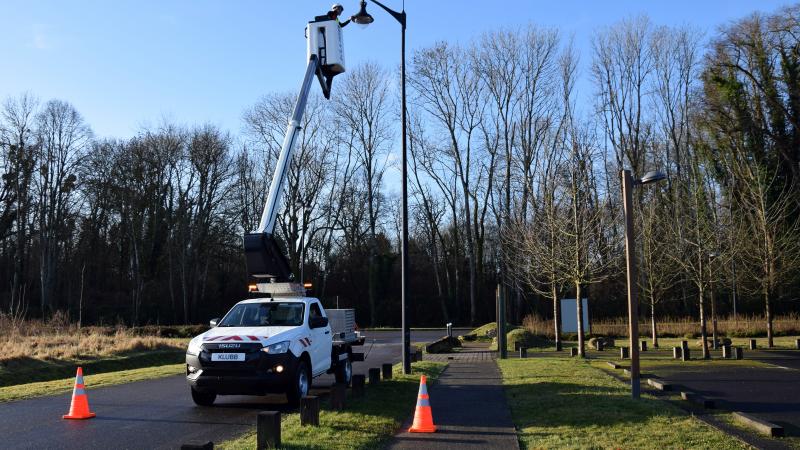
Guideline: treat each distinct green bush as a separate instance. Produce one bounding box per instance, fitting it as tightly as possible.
[506,329,550,351]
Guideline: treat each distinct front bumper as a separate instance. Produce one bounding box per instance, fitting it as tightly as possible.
[186,345,300,395]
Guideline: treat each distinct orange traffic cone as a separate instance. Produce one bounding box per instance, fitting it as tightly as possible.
[408,375,436,433]
[63,367,96,420]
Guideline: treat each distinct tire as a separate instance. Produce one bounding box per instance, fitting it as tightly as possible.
[287,359,311,406]
[191,387,216,406]
[335,355,352,386]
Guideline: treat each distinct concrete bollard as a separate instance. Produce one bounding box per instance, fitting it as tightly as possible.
[641,340,647,352]
[673,346,682,359]
[750,339,757,350]
[352,374,365,398]
[735,347,744,360]
[368,368,381,385]
[257,411,281,450]
[181,442,213,450]
[300,396,320,427]
[519,347,527,358]
[682,347,691,361]
[722,344,732,359]
[382,363,393,380]
[330,383,346,411]
[620,347,629,359]
[569,348,578,357]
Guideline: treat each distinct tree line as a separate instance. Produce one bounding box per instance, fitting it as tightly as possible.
[1,5,798,346]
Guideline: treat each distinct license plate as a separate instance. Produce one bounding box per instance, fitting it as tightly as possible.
[211,353,245,362]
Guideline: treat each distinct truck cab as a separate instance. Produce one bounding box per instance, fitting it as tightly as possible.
[185,296,361,406]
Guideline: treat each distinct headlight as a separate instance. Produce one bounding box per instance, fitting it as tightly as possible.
[261,340,291,354]
[187,338,202,356]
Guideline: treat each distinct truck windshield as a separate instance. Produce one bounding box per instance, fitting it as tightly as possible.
[217,302,305,327]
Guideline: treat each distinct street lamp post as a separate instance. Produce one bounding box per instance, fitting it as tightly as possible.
[621,169,666,399]
[352,0,411,374]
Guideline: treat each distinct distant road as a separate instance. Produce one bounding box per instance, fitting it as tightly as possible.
[0,329,452,450]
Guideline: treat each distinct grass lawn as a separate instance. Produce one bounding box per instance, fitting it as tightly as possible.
[0,362,184,403]
[0,349,185,387]
[219,361,447,450]
[499,357,747,449]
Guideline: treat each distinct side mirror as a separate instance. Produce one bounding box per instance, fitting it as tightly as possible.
[309,316,329,329]
[209,318,220,327]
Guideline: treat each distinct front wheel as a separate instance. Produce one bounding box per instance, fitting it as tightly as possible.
[286,360,311,406]
[335,356,352,386]
[191,387,216,406]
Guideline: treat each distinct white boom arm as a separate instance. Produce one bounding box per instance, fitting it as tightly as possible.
[256,55,321,235]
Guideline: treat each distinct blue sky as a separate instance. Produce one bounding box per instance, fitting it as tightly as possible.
[1,0,791,140]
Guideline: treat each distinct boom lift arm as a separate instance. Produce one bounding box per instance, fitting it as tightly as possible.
[244,19,344,284]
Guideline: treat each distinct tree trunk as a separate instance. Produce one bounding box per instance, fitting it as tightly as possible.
[765,289,774,348]
[710,285,718,349]
[552,283,561,351]
[650,298,658,348]
[576,283,585,357]
[699,286,710,359]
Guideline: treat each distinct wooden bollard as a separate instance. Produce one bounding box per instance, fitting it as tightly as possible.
[673,346,682,359]
[555,341,563,351]
[368,368,381,384]
[681,340,689,351]
[519,347,527,358]
[382,363,393,380]
[722,344,732,359]
[641,340,647,352]
[796,338,800,350]
[330,383,346,411]
[682,347,691,361]
[257,411,281,450]
[300,396,320,427]
[735,347,744,360]
[569,348,578,357]
[750,339,757,350]
[620,347,629,359]
[597,340,604,351]
[352,374,365,398]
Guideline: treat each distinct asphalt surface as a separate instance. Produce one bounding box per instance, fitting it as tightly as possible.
[0,329,455,450]
[649,348,800,438]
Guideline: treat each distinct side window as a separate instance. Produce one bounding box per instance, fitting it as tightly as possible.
[309,302,322,320]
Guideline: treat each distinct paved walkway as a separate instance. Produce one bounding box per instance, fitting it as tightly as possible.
[387,349,519,450]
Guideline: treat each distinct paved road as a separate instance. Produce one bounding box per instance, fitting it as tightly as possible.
[649,349,800,437]
[0,329,452,450]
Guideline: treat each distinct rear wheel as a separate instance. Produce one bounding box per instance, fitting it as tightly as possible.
[191,387,216,406]
[335,355,352,385]
[287,360,311,406]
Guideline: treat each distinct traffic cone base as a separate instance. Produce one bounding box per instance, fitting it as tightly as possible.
[63,367,96,420]
[408,375,436,433]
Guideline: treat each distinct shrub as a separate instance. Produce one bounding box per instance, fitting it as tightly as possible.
[506,329,549,350]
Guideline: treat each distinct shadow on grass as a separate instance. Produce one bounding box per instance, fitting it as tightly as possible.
[0,351,184,387]
[504,379,678,429]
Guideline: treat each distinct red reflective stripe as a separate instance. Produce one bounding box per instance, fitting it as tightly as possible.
[223,335,243,341]
[247,336,259,341]
[205,336,221,341]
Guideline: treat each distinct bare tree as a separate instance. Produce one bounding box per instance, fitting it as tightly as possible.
[34,99,91,315]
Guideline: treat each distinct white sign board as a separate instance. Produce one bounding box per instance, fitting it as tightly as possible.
[561,298,590,333]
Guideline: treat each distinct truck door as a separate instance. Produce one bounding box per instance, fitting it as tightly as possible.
[308,301,332,375]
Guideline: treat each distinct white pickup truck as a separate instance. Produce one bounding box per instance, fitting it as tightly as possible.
[185,295,363,406]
